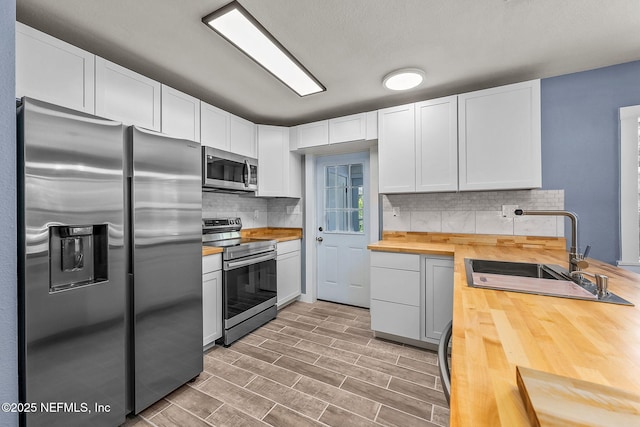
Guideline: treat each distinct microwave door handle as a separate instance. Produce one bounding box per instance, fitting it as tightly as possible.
[243,160,249,188]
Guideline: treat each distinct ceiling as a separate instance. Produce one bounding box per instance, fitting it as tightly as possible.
[16,0,640,126]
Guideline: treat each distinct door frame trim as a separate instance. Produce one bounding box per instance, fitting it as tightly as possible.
[300,147,380,303]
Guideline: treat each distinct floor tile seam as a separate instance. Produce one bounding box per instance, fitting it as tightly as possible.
[357,356,438,384]
[376,403,439,426]
[212,357,258,387]
[340,378,436,420]
[292,376,390,421]
[263,401,333,425]
[291,337,331,360]
[245,373,333,418]
[384,381,446,405]
[389,376,442,393]
[310,326,371,343]
[314,355,395,387]
[397,352,440,366]
[142,400,170,421]
[206,401,270,426]
[198,372,278,415]
[298,340,362,363]
[162,398,219,427]
[394,359,441,376]
[322,401,388,425]
[234,340,283,366]
[335,381,420,421]
[137,411,162,427]
[257,333,304,348]
[387,371,440,389]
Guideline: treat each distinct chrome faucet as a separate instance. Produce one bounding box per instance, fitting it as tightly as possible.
[514,209,590,274]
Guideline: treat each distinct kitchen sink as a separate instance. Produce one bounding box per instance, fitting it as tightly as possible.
[464,259,633,306]
[466,259,566,280]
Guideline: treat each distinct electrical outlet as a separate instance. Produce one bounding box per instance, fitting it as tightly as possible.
[253,210,259,220]
[392,207,400,217]
[502,205,519,218]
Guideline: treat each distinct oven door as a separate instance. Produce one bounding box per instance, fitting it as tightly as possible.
[223,251,277,329]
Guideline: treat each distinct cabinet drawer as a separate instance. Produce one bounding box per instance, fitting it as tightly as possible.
[371,267,420,305]
[370,300,420,340]
[277,239,301,256]
[202,254,222,274]
[370,251,420,271]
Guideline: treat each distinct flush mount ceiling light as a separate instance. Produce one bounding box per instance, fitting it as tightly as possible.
[383,68,426,91]
[202,1,325,97]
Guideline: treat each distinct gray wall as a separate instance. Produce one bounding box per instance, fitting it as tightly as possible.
[541,60,640,264]
[1,2,18,426]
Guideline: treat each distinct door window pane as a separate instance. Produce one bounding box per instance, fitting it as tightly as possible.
[324,162,364,233]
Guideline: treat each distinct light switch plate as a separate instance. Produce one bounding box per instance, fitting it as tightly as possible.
[502,205,519,218]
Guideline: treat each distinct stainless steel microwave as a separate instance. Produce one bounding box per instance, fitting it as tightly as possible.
[202,146,258,193]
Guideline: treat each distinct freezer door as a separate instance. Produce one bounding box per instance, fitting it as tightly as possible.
[18,98,126,427]
[129,126,203,413]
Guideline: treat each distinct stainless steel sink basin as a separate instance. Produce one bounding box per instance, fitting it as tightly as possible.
[466,259,565,280]
[464,258,633,306]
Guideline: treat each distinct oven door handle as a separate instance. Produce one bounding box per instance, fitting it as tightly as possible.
[224,251,276,270]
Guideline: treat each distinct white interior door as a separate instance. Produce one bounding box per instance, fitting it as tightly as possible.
[316,152,370,307]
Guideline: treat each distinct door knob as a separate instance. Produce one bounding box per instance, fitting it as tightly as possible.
[316,237,323,242]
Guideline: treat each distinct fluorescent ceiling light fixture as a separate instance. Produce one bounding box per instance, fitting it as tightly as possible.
[383,68,425,91]
[203,1,325,97]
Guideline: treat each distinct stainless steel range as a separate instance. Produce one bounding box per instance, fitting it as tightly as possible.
[203,218,277,346]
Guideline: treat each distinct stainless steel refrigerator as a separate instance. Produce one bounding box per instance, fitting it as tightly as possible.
[17,98,203,426]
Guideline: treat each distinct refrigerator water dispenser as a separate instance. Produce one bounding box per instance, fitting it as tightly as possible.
[49,225,109,292]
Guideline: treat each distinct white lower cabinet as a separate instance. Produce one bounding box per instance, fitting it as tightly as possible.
[370,251,454,345]
[202,254,222,349]
[277,240,301,307]
[422,256,454,344]
[370,252,421,340]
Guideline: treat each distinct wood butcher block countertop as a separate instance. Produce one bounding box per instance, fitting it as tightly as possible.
[368,232,640,426]
[201,246,223,256]
[202,228,302,256]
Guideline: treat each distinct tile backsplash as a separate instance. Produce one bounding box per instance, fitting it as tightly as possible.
[202,192,303,228]
[383,189,565,237]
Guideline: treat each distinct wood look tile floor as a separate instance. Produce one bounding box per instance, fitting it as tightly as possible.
[123,300,450,427]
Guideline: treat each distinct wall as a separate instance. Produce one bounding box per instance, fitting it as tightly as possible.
[202,193,303,228]
[541,60,640,264]
[383,189,564,236]
[1,2,18,426]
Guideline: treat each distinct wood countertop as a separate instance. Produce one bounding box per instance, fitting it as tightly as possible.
[368,232,640,426]
[202,246,223,256]
[241,227,303,242]
[202,228,302,256]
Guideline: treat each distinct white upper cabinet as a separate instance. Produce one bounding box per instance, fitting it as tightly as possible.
[95,57,161,131]
[292,112,377,150]
[161,85,200,142]
[16,23,95,114]
[200,101,230,151]
[257,125,302,198]
[458,79,541,191]
[294,120,329,149]
[415,96,458,192]
[229,115,256,158]
[378,103,416,193]
[329,113,367,144]
[201,102,256,157]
